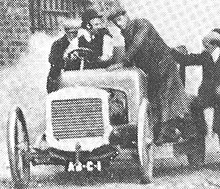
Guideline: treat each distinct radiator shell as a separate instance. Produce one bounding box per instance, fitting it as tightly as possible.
[45,86,112,151]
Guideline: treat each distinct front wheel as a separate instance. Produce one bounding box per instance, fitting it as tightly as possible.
[7,106,30,188]
[138,98,154,184]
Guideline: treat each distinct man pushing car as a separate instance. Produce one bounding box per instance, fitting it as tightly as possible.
[107,8,188,144]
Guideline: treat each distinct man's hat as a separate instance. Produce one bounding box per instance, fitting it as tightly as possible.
[202,29,220,49]
[62,18,82,32]
[81,9,102,23]
[107,8,126,21]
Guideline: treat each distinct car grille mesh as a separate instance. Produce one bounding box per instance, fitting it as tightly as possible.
[51,98,104,139]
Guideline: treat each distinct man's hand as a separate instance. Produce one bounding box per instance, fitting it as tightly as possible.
[68,52,79,60]
[106,63,123,71]
[99,54,111,61]
[78,29,91,42]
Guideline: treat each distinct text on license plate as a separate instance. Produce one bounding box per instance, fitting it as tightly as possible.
[68,161,101,172]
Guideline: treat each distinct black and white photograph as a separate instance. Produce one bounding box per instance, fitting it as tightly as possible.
[1,0,220,188]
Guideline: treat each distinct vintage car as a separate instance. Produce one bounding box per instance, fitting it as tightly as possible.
[6,48,205,187]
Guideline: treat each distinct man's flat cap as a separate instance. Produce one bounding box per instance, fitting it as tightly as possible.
[107,8,126,21]
[202,29,220,48]
[81,9,102,23]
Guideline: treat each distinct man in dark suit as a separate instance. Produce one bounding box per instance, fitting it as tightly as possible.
[46,18,82,93]
[47,9,114,93]
[79,9,114,68]
[107,8,188,143]
[171,29,220,144]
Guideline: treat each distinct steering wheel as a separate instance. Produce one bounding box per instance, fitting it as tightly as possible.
[67,47,93,61]
[65,47,94,70]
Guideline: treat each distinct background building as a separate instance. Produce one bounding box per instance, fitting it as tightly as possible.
[1,0,220,94]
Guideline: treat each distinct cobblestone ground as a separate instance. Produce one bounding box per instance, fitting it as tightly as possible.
[1,134,220,189]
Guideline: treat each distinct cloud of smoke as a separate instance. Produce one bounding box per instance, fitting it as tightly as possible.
[0,31,63,143]
[2,0,220,141]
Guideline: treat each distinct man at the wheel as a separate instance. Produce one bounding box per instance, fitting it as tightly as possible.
[46,18,82,93]
[47,10,114,93]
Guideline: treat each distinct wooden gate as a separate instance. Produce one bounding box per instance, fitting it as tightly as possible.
[29,0,92,33]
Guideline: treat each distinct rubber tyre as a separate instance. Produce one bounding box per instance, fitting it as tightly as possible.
[138,98,154,184]
[7,106,30,188]
[187,136,205,168]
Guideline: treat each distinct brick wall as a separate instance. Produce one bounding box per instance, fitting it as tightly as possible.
[0,0,30,66]
[90,0,121,17]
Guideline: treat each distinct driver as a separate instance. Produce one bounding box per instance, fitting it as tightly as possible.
[46,18,82,93]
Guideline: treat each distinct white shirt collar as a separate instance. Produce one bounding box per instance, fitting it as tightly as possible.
[212,47,220,63]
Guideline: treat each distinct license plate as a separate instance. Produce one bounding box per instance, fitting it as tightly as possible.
[68,161,101,172]
[154,143,174,159]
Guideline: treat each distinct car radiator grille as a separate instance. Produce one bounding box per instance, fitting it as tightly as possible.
[51,98,104,139]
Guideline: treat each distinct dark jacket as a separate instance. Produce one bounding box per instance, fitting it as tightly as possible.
[79,28,112,59]
[121,19,169,80]
[171,48,220,133]
[47,35,70,93]
[78,28,113,69]
[49,34,70,71]
[49,28,112,69]
[171,49,217,104]
[120,18,188,122]
[47,29,112,93]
